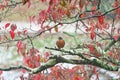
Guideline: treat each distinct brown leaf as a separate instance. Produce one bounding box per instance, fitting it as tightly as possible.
[66,9,71,17]
[60,0,67,7]
[22,0,28,5]
[79,0,85,9]
[54,25,58,32]
[79,13,86,18]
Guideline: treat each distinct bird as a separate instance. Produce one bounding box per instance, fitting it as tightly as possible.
[56,37,65,49]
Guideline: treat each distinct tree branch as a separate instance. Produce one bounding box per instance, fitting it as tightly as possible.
[59,5,120,24]
[105,37,120,52]
[0,54,119,74]
[44,47,119,71]
[0,23,60,44]
[0,65,31,72]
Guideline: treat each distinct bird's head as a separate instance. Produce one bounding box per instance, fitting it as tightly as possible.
[58,37,63,40]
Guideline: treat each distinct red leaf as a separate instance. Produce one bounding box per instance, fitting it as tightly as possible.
[17,31,22,36]
[96,22,102,30]
[9,30,15,40]
[74,76,83,80]
[35,61,40,67]
[4,0,8,6]
[90,31,95,40]
[23,29,27,35]
[17,41,23,53]
[113,35,119,41]
[91,6,96,11]
[44,52,50,58]
[89,44,95,52]
[49,0,57,5]
[102,23,109,29]
[108,51,113,56]
[27,0,31,8]
[29,48,39,55]
[53,0,57,3]
[117,28,120,34]
[49,0,53,5]
[5,23,10,28]
[34,74,41,80]
[98,15,104,24]
[10,24,17,31]
[42,0,46,2]
[99,24,103,30]
[112,1,120,13]
[0,70,2,75]
[93,67,97,74]
[21,69,27,73]
[29,63,34,68]
[0,5,4,11]
[29,16,35,23]
[37,10,47,24]
[36,54,41,61]
[117,14,120,19]
[93,67,99,80]
[46,76,52,80]
[24,56,31,65]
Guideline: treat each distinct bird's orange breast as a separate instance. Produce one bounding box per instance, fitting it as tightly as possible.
[56,39,65,49]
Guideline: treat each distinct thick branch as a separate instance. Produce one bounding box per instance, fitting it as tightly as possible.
[44,47,119,71]
[0,55,119,74]
[0,65,31,71]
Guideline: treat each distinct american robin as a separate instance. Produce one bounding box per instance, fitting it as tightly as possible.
[56,37,65,49]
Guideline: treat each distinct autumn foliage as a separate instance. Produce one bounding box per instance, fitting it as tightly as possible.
[0,0,120,80]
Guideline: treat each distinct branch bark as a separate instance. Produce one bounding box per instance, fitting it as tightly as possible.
[0,54,119,74]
